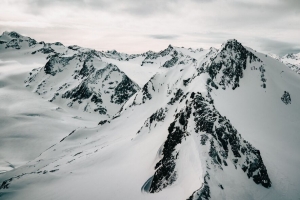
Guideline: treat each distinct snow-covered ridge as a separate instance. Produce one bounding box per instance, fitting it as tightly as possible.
[0,31,213,119]
[0,33,141,119]
[280,53,300,74]
[129,40,273,198]
[0,31,300,200]
[268,52,300,75]
[25,49,140,119]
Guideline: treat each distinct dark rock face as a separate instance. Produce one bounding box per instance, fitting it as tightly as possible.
[160,45,174,57]
[140,45,176,66]
[68,45,81,50]
[78,61,95,78]
[134,77,155,104]
[5,39,21,49]
[54,42,63,46]
[286,53,296,59]
[98,120,110,125]
[63,82,93,102]
[28,38,37,47]
[3,34,37,49]
[281,91,291,105]
[91,94,103,104]
[60,63,139,113]
[192,92,271,187]
[162,56,179,68]
[27,45,140,116]
[37,47,55,54]
[189,184,210,200]
[148,91,271,196]
[44,54,73,76]
[149,106,192,193]
[8,31,21,38]
[149,108,166,124]
[259,65,267,88]
[183,78,191,86]
[140,42,272,195]
[137,107,167,134]
[207,39,260,90]
[168,89,184,105]
[94,106,107,115]
[188,173,211,200]
[111,75,139,104]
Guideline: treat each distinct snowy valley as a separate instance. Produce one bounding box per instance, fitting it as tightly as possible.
[0,31,300,200]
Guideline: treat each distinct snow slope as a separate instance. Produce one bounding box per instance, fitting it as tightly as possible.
[0,59,100,174]
[0,32,300,200]
[0,31,211,174]
[211,48,300,199]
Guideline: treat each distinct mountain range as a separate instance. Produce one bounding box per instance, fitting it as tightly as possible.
[0,31,299,200]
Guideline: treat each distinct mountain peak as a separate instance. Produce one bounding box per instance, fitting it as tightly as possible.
[1,31,22,39]
[220,39,244,51]
[1,30,300,200]
[284,53,299,59]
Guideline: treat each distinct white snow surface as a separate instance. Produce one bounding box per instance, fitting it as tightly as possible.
[0,32,299,200]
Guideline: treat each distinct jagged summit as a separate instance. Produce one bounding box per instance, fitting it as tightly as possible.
[219,39,244,51]
[25,47,140,119]
[2,31,22,38]
[205,38,263,90]
[68,45,81,50]
[1,31,300,200]
[268,52,300,75]
[283,53,299,59]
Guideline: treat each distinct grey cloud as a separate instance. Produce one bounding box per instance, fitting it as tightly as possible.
[16,0,300,18]
[1,0,300,55]
[283,0,300,9]
[18,0,113,15]
[191,0,216,3]
[27,0,109,7]
[258,38,300,56]
[148,34,179,40]
[187,31,231,39]
[122,1,178,17]
[22,0,179,17]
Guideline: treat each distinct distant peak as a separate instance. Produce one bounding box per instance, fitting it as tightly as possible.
[167,44,173,49]
[223,39,241,46]
[284,53,297,59]
[226,38,238,42]
[68,45,82,50]
[53,42,63,46]
[220,39,245,52]
[146,50,155,54]
[2,31,22,38]
[107,49,119,55]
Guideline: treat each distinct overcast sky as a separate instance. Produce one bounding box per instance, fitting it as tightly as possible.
[1,0,299,55]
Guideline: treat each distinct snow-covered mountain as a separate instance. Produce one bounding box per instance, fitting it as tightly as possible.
[280,53,300,74]
[25,52,140,119]
[1,31,141,120]
[268,52,300,74]
[0,32,300,200]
